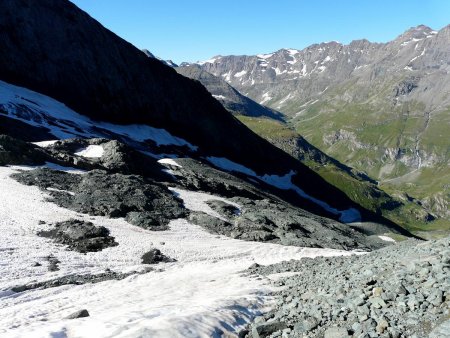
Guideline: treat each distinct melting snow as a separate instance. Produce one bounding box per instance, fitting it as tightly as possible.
[74,145,104,158]
[300,63,308,76]
[400,38,423,47]
[32,140,58,148]
[222,71,232,82]
[197,56,221,65]
[378,236,396,243]
[206,157,361,223]
[212,94,227,100]
[257,53,274,59]
[0,166,354,337]
[42,162,87,174]
[274,67,287,75]
[157,158,182,168]
[260,92,272,105]
[234,70,247,78]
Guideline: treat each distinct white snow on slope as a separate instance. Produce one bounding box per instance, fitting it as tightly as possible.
[197,56,221,65]
[32,140,58,148]
[74,145,104,158]
[206,157,361,223]
[234,70,247,78]
[0,166,354,338]
[257,53,274,59]
[378,235,396,243]
[260,92,272,105]
[170,187,240,220]
[157,158,182,168]
[212,94,227,100]
[0,80,197,151]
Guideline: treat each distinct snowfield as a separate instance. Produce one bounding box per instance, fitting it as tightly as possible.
[0,165,356,338]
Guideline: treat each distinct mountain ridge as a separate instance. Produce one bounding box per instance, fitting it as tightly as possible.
[0,0,406,226]
[188,24,450,221]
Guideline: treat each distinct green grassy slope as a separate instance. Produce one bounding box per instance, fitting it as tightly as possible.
[237,115,445,235]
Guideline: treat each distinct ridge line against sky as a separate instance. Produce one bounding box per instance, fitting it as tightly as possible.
[70,0,450,64]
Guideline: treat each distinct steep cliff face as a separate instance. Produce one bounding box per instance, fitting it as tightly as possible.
[190,25,450,219]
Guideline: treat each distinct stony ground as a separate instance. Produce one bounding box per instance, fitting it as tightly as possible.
[244,237,450,338]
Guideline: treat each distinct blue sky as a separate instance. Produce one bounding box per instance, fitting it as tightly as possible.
[70,0,449,64]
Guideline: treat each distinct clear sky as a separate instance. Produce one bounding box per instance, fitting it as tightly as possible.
[70,0,449,64]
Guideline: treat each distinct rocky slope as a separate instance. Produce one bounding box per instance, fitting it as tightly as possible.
[244,236,450,338]
[1,134,391,251]
[175,66,435,233]
[190,25,450,221]
[0,0,397,226]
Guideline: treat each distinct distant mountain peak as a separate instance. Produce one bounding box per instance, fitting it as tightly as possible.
[398,24,436,41]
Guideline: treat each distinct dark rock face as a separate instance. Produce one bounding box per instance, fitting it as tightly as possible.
[12,168,187,230]
[0,116,55,142]
[0,134,49,165]
[141,249,176,264]
[66,309,90,319]
[38,219,117,253]
[252,321,287,338]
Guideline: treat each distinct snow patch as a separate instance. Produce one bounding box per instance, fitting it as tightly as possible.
[42,162,87,174]
[260,92,272,105]
[169,187,240,221]
[257,53,274,59]
[287,49,300,56]
[32,140,58,148]
[234,70,247,78]
[212,94,227,100]
[274,67,287,76]
[74,145,104,158]
[197,56,221,65]
[222,71,232,82]
[46,187,75,196]
[157,158,182,168]
[378,235,396,243]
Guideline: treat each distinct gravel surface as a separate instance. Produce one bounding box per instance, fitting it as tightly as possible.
[243,237,450,338]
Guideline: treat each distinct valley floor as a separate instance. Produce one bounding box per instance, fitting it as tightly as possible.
[0,165,352,338]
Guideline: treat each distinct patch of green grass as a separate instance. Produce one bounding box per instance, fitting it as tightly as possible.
[236,115,297,139]
[237,114,433,231]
